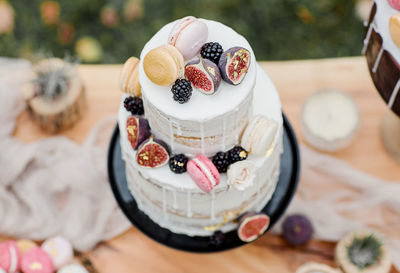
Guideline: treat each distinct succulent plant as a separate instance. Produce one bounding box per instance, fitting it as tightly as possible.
[347,235,382,270]
[218,47,251,85]
[184,57,221,95]
[32,57,79,100]
[126,116,151,150]
[136,136,170,168]
[237,212,270,242]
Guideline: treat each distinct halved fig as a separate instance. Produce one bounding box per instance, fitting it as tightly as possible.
[136,136,170,168]
[126,116,151,150]
[237,212,270,242]
[184,58,221,95]
[218,47,251,85]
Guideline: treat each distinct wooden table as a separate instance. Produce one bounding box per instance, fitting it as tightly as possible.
[14,57,400,273]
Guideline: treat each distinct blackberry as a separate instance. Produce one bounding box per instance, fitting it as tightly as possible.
[212,152,230,173]
[210,231,225,246]
[201,42,223,64]
[228,146,248,164]
[171,79,192,104]
[124,96,144,115]
[169,154,189,174]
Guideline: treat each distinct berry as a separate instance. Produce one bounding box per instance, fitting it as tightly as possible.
[228,146,248,164]
[212,152,230,173]
[171,79,192,104]
[210,231,225,246]
[201,42,223,64]
[282,214,313,246]
[124,96,144,115]
[169,154,189,174]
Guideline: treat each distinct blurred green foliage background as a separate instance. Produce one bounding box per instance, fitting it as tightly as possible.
[0,0,364,63]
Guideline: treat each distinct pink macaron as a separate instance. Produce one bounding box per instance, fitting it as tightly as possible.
[21,247,54,273]
[388,0,400,10]
[187,154,220,193]
[0,241,21,273]
[168,16,208,60]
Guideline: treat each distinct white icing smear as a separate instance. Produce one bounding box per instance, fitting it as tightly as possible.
[374,0,400,63]
[139,19,257,122]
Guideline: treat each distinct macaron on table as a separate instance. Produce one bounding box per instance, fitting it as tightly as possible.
[364,0,400,162]
[108,16,300,251]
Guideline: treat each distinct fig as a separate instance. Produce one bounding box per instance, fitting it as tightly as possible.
[184,57,221,95]
[126,116,151,150]
[282,214,313,246]
[237,212,270,242]
[136,136,170,168]
[218,47,251,85]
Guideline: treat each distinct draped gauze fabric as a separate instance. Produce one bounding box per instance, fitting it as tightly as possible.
[0,58,130,251]
[273,145,400,271]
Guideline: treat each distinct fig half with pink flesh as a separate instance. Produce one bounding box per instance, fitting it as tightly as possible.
[237,212,270,242]
[126,116,151,150]
[184,58,221,95]
[219,47,251,85]
[136,136,170,168]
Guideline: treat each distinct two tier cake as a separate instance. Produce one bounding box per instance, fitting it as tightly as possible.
[117,17,283,239]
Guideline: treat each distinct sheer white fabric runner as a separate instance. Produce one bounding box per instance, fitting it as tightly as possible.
[1,58,399,270]
[0,58,130,251]
[273,145,400,270]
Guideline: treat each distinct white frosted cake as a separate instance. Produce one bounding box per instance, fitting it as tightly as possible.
[118,17,283,237]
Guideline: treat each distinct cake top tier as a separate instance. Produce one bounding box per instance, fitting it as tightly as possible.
[374,0,400,63]
[139,18,257,122]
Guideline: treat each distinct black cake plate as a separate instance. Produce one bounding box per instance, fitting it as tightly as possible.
[107,113,300,253]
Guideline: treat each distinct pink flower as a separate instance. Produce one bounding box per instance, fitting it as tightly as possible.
[100,6,119,28]
[0,0,15,34]
[40,1,60,26]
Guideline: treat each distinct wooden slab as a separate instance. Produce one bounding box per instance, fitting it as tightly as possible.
[12,57,400,273]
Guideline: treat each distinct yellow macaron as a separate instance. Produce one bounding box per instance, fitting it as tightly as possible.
[143,45,184,86]
[120,57,141,96]
[390,13,400,48]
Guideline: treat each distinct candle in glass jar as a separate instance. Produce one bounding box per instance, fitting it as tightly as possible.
[301,90,360,151]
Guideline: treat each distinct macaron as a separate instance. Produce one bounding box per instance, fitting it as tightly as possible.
[390,13,400,48]
[41,236,73,270]
[57,263,89,273]
[187,154,220,193]
[241,115,278,156]
[143,44,184,86]
[0,241,21,273]
[168,16,208,60]
[17,239,38,255]
[21,247,54,273]
[119,57,141,96]
[388,0,400,11]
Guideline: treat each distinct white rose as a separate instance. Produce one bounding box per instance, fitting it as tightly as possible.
[227,161,256,191]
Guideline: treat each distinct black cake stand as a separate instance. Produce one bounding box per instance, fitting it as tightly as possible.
[107,113,300,253]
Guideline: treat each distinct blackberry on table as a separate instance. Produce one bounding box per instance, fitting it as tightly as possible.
[228,146,248,164]
[212,152,230,173]
[169,154,189,174]
[210,231,225,246]
[171,79,192,104]
[124,96,144,115]
[201,42,223,64]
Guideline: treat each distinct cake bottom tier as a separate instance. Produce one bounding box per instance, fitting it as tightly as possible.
[122,139,283,236]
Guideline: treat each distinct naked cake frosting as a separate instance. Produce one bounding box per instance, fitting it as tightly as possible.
[117,16,283,239]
